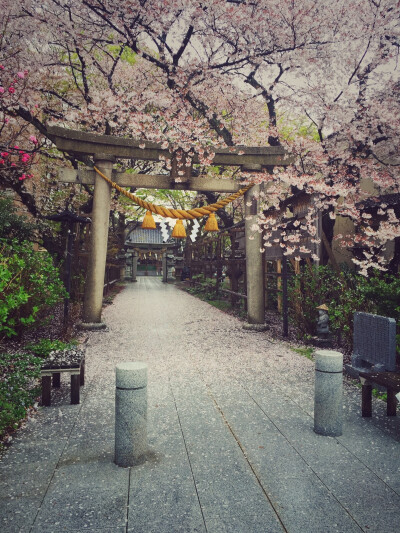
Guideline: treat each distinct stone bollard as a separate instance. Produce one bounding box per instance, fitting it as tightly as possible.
[314,350,343,437]
[115,362,148,467]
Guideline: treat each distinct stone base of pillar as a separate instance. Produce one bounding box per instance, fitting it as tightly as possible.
[242,322,269,332]
[79,322,108,331]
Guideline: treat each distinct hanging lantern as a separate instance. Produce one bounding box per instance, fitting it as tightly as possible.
[142,210,156,229]
[204,212,219,232]
[172,219,186,238]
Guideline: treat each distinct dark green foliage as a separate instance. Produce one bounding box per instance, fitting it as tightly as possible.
[25,338,77,358]
[0,239,67,338]
[0,352,42,443]
[0,196,34,242]
[356,274,400,322]
[289,265,400,354]
[357,274,400,358]
[187,276,218,300]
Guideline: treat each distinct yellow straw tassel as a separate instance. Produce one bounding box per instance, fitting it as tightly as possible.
[142,210,156,229]
[204,212,219,232]
[172,219,186,238]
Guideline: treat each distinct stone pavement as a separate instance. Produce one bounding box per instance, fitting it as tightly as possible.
[1,277,399,533]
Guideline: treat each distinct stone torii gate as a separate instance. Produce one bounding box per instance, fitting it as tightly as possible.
[48,126,292,328]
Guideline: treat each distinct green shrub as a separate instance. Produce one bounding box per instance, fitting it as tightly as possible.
[288,265,399,354]
[25,338,77,358]
[357,273,400,357]
[356,274,400,321]
[0,196,34,242]
[0,239,67,338]
[0,352,42,443]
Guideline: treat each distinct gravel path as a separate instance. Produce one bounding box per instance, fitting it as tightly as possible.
[0,277,399,533]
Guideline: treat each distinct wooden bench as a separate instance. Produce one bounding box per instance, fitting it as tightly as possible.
[346,312,398,418]
[359,371,400,417]
[41,348,85,406]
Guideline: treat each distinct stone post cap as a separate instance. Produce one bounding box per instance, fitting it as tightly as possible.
[315,350,343,373]
[116,362,147,389]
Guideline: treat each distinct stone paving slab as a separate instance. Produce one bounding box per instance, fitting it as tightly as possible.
[0,277,399,533]
[199,378,363,532]
[31,487,128,532]
[236,382,400,530]
[127,384,206,533]
[170,378,284,533]
[32,529,127,533]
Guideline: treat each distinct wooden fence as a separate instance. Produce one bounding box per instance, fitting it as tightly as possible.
[184,229,304,335]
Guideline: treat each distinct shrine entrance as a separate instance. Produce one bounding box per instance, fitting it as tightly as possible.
[124,222,178,282]
[48,126,292,328]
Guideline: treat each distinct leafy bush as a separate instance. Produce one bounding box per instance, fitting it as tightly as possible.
[357,273,400,358]
[0,196,34,243]
[187,275,218,300]
[356,274,400,321]
[0,352,42,443]
[289,265,399,354]
[0,239,67,338]
[25,338,77,358]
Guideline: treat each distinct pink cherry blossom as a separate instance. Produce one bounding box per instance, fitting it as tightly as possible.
[0,0,399,272]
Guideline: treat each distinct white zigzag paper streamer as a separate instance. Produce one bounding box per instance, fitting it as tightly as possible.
[190,219,200,242]
[160,220,169,243]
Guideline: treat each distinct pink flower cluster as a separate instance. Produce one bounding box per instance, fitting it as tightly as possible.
[0,145,35,181]
[0,65,28,96]
[18,173,34,181]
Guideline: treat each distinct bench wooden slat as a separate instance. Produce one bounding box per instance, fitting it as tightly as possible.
[41,367,81,376]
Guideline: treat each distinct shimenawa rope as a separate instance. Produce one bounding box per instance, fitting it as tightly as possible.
[93,166,253,220]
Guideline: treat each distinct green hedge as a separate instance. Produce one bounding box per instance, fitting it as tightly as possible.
[0,239,67,338]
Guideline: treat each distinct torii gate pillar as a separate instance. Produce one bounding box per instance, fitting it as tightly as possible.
[245,184,265,324]
[81,158,113,327]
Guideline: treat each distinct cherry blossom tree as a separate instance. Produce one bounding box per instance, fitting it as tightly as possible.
[1,0,399,272]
